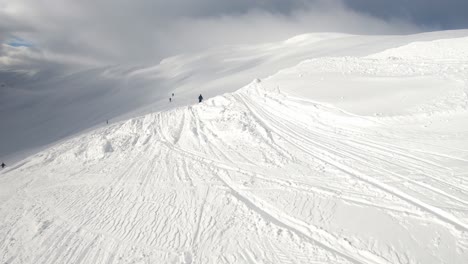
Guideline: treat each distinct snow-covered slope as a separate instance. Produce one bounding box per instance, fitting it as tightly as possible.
[1,32,468,263]
[369,36,468,61]
[2,30,468,162]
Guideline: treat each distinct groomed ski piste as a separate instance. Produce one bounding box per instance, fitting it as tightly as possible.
[1,32,468,263]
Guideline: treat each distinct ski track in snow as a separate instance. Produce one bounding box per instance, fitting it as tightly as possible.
[2,38,468,263]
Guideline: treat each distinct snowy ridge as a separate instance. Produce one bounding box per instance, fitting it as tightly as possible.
[2,32,468,263]
[3,30,468,162]
[369,36,468,61]
[2,76,468,263]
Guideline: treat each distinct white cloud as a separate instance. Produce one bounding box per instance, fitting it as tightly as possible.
[0,0,427,67]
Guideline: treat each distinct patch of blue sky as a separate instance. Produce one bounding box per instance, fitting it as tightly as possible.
[7,37,34,47]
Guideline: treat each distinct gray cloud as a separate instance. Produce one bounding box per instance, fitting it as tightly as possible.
[343,0,468,29]
[0,0,466,67]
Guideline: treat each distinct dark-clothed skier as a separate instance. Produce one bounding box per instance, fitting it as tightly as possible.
[198,94,203,103]
[1,162,5,169]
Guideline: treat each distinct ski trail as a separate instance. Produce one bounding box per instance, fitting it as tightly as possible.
[214,168,391,264]
[159,140,390,264]
[3,52,468,263]
[236,92,468,231]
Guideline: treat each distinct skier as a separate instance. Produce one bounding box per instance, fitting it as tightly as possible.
[172,93,174,97]
[1,162,5,169]
[198,94,203,103]
[169,97,172,102]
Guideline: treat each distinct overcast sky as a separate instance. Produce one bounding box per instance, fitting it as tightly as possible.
[1,0,468,66]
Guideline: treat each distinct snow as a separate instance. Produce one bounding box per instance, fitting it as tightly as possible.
[369,36,468,61]
[1,31,468,263]
[2,29,468,163]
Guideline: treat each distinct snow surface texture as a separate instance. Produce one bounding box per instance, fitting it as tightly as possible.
[1,33,468,263]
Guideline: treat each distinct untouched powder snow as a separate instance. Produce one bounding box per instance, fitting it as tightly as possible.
[1,32,468,263]
[368,36,468,61]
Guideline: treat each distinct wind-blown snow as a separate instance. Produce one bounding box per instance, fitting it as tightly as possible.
[1,32,468,263]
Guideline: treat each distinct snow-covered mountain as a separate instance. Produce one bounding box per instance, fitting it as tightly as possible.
[2,30,468,163]
[1,31,468,263]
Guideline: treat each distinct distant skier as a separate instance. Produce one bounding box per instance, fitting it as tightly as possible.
[198,94,203,103]
[1,162,5,169]
[106,120,109,124]
[169,97,172,102]
[172,93,174,97]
